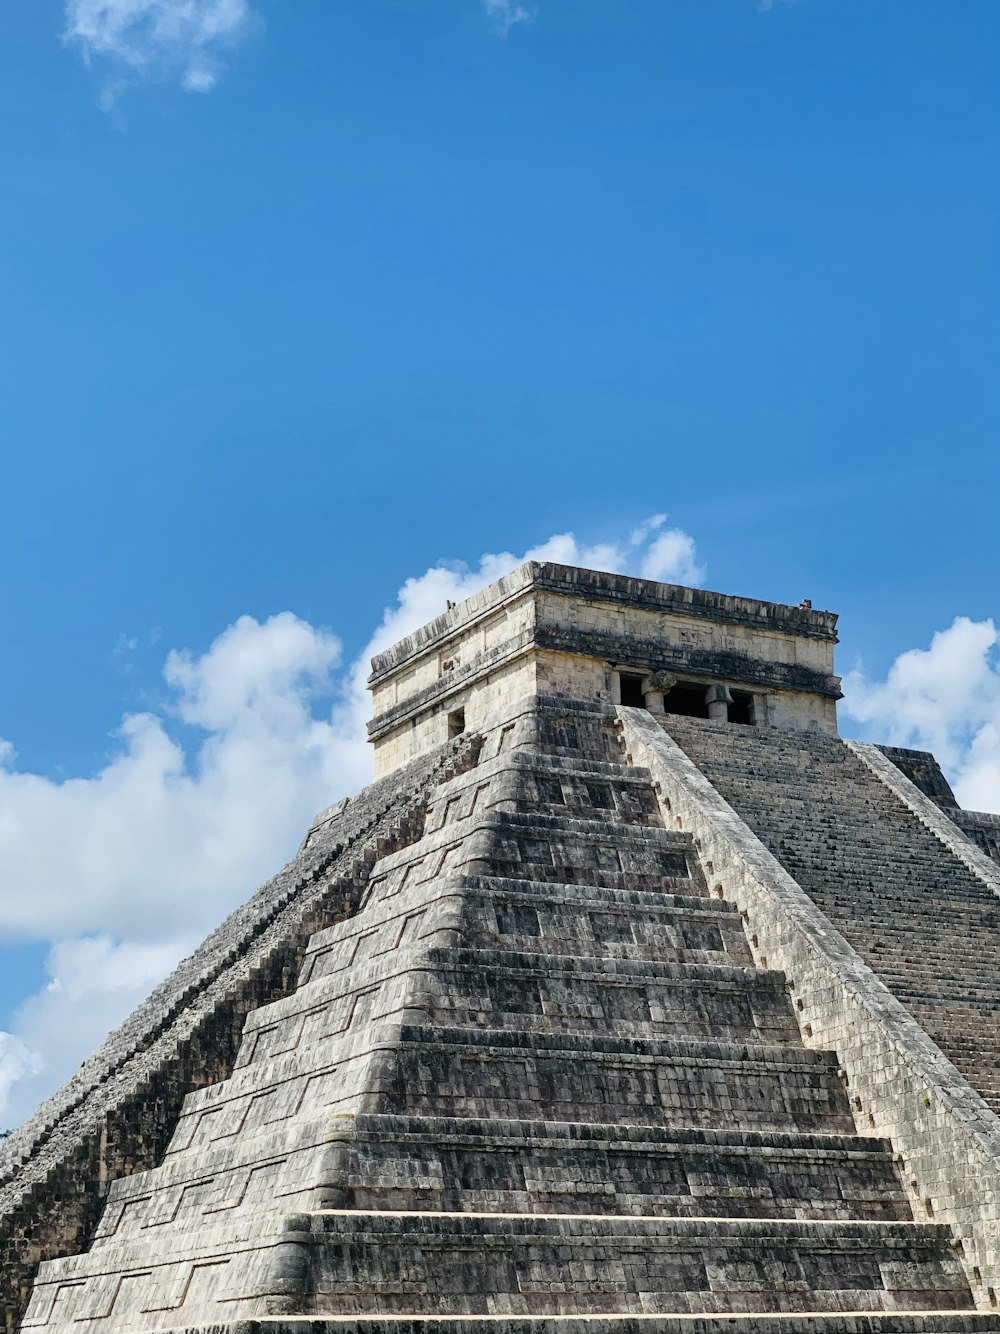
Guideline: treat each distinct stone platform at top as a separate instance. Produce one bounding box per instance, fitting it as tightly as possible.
[367,560,843,778]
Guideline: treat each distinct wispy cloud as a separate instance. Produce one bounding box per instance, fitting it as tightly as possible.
[0,519,703,1128]
[64,1,528,105]
[64,0,255,106]
[481,0,532,37]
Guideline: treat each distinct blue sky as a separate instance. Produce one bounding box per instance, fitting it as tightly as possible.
[0,0,997,1126]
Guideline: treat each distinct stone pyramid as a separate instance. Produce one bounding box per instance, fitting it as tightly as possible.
[6,562,1000,1333]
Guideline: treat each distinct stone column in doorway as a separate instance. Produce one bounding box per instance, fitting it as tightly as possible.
[642,671,676,714]
[705,683,733,721]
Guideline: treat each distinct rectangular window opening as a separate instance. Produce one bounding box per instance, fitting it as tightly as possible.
[730,691,755,726]
[619,673,646,708]
[663,684,710,719]
[448,707,466,739]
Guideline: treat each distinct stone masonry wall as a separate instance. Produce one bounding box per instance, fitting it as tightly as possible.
[369,563,842,776]
[878,747,959,809]
[953,810,1000,865]
[373,654,539,778]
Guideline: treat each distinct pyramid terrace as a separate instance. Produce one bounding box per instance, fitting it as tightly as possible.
[5,563,1000,1334]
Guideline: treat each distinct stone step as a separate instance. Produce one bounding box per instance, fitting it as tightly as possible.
[530,696,627,764]
[410,947,797,1043]
[660,715,1000,1118]
[163,1039,383,1159]
[109,1316,1000,1334]
[882,985,1000,1011]
[92,1111,339,1241]
[460,875,724,914]
[294,1213,973,1316]
[486,810,690,848]
[835,916,1000,938]
[97,1113,910,1240]
[424,753,663,834]
[238,949,799,1060]
[428,745,644,789]
[482,812,695,890]
[370,1026,856,1133]
[27,1214,970,1326]
[511,753,655,782]
[299,876,742,987]
[448,878,748,965]
[363,814,698,903]
[334,1115,909,1222]
[164,1022,853,1161]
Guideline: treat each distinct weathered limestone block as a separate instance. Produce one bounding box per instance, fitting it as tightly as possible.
[326,1115,912,1221]
[368,1024,856,1131]
[300,874,752,975]
[293,1213,972,1318]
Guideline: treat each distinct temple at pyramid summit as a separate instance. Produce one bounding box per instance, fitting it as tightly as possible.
[8,560,1000,1333]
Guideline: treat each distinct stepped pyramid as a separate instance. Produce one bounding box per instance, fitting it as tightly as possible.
[6,562,1000,1333]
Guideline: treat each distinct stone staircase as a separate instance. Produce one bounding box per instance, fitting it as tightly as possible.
[662,715,1000,1114]
[19,698,995,1332]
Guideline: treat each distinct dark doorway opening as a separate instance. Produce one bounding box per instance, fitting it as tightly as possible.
[619,673,646,707]
[663,684,710,719]
[448,707,466,739]
[730,691,755,725]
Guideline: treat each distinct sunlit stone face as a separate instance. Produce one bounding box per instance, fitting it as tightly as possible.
[368,560,841,777]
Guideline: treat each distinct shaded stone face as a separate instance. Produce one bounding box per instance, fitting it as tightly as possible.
[11,564,1000,1332]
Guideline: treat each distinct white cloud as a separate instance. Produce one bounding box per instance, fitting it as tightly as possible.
[63,0,527,105]
[0,520,702,1127]
[481,0,532,37]
[0,1035,43,1126]
[7,936,197,1123]
[64,0,254,103]
[842,616,1000,814]
[639,529,705,586]
[0,612,347,944]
